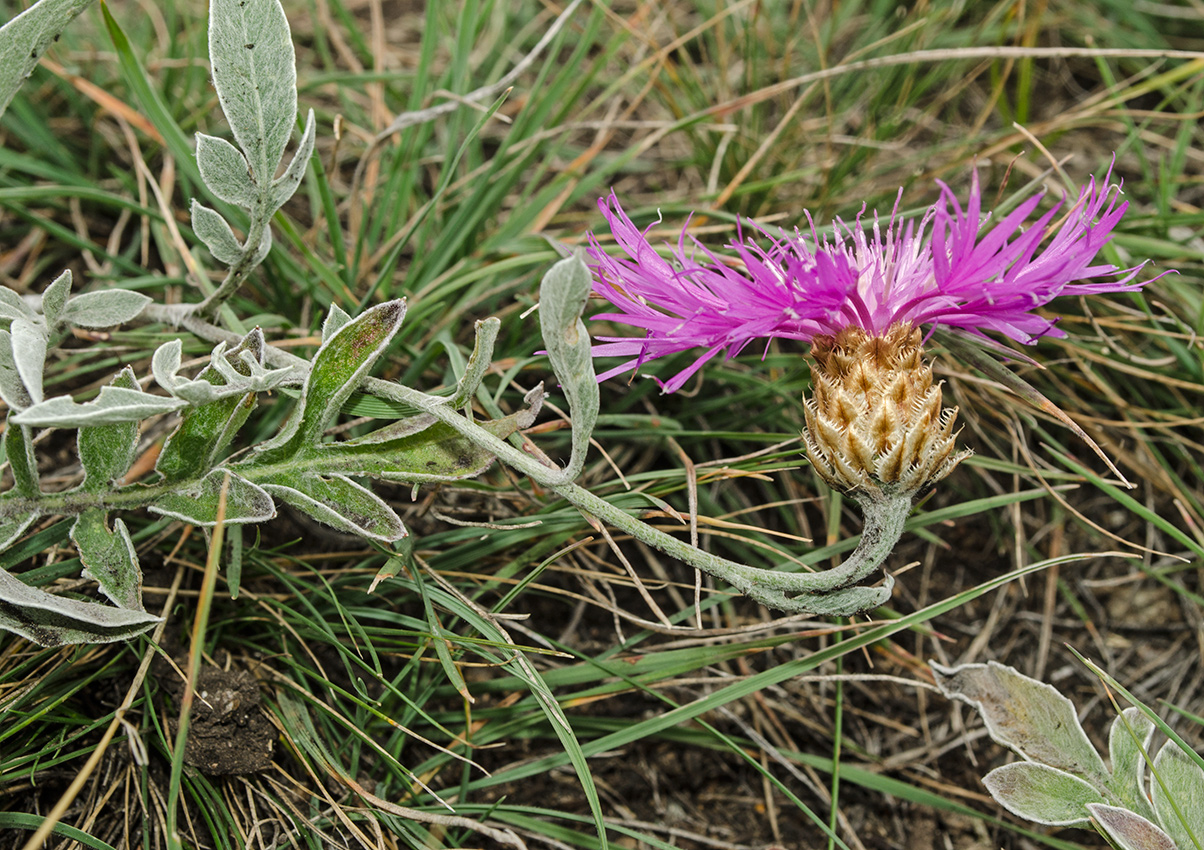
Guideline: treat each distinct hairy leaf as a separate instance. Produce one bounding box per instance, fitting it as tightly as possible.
[10,318,46,405]
[267,108,316,212]
[983,762,1105,826]
[0,287,37,326]
[0,330,31,410]
[1089,804,1178,850]
[321,303,351,341]
[0,566,159,646]
[208,0,296,181]
[195,132,256,207]
[0,514,37,556]
[13,385,186,427]
[62,289,152,329]
[255,300,405,460]
[190,200,244,266]
[149,468,275,526]
[1108,707,1158,821]
[932,661,1110,786]
[539,251,597,481]
[71,509,143,611]
[2,413,39,497]
[1152,740,1204,849]
[0,0,95,119]
[262,474,406,542]
[40,269,71,331]
[78,367,140,492]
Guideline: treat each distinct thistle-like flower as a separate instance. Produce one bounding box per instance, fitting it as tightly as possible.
[586,166,1152,614]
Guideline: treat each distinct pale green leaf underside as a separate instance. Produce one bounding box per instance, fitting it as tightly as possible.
[72,510,144,611]
[13,385,186,427]
[263,473,406,542]
[191,200,244,266]
[983,762,1105,827]
[1152,741,1204,850]
[149,468,276,526]
[62,289,152,328]
[195,132,255,207]
[0,566,159,646]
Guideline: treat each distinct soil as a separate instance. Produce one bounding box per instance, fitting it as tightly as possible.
[169,667,275,776]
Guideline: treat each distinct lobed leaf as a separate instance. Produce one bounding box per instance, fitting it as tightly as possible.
[0,566,159,647]
[13,385,186,427]
[262,473,406,542]
[1151,740,1204,850]
[208,0,297,181]
[62,289,152,329]
[77,366,140,492]
[932,661,1110,787]
[1089,804,1179,850]
[983,762,1105,827]
[254,300,405,460]
[149,468,275,526]
[71,509,143,611]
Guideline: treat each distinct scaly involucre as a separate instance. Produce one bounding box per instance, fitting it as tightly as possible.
[587,167,1147,392]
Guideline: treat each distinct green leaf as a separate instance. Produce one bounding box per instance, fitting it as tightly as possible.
[208,0,296,182]
[71,509,143,611]
[267,108,316,212]
[190,200,244,266]
[255,300,405,459]
[155,331,266,482]
[538,251,598,481]
[1108,707,1158,821]
[262,473,406,542]
[195,132,256,207]
[13,385,186,427]
[1152,740,1204,850]
[77,366,140,492]
[0,0,95,119]
[3,412,39,497]
[320,303,351,341]
[982,762,1105,827]
[0,514,37,556]
[61,289,151,328]
[1089,804,1178,850]
[0,566,159,646]
[149,468,275,526]
[932,661,1111,787]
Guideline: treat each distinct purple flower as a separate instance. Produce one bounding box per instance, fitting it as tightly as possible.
[587,167,1148,392]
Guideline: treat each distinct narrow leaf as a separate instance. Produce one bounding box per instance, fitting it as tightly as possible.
[0,514,37,556]
[932,661,1111,786]
[62,289,151,328]
[267,108,316,212]
[190,200,245,266]
[208,0,297,180]
[262,474,406,542]
[195,132,256,207]
[539,251,598,481]
[40,269,72,331]
[0,0,95,119]
[1152,740,1204,850]
[1089,804,1178,850]
[13,386,186,427]
[255,300,405,458]
[3,413,39,497]
[10,318,46,405]
[0,566,159,646]
[983,762,1105,826]
[0,330,31,410]
[149,468,275,526]
[71,510,144,611]
[77,366,140,492]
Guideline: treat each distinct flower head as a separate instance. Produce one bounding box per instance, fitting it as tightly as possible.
[587,167,1147,393]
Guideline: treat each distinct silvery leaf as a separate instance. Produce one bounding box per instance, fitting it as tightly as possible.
[321,303,351,341]
[62,289,151,329]
[539,251,597,481]
[0,565,159,646]
[77,366,140,491]
[0,286,37,325]
[1151,740,1204,850]
[983,762,1105,827]
[149,468,275,525]
[10,318,47,405]
[1108,707,1158,821]
[13,386,186,427]
[262,473,406,542]
[196,132,255,207]
[1089,804,1178,850]
[0,0,95,120]
[208,0,296,181]
[40,269,71,331]
[191,200,244,266]
[0,330,32,410]
[267,108,315,212]
[72,510,144,611]
[932,661,1110,787]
